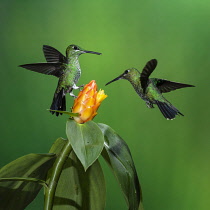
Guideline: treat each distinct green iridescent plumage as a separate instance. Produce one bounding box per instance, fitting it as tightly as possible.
[106,59,195,120]
[19,45,101,116]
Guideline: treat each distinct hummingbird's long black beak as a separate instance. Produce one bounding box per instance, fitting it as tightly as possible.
[83,50,102,55]
[105,74,123,86]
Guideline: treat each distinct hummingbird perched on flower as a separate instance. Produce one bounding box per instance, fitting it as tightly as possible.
[19,44,101,116]
[106,59,195,120]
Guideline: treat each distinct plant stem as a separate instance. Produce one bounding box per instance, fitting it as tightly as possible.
[44,140,72,210]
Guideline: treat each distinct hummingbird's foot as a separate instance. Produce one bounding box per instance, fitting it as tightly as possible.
[146,101,154,108]
[70,92,77,98]
[72,84,82,90]
[72,84,84,90]
[78,84,84,90]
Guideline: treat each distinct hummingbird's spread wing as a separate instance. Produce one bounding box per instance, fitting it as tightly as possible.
[140,59,158,93]
[19,63,63,77]
[43,45,66,63]
[155,79,195,93]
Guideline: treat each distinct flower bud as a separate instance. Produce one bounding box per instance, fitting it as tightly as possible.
[72,80,107,123]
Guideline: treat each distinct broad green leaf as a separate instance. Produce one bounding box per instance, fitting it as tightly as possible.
[139,202,144,210]
[52,151,106,210]
[66,120,104,171]
[49,137,68,155]
[0,153,56,210]
[98,123,142,210]
[0,177,48,188]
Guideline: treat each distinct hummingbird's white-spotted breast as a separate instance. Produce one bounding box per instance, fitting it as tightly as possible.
[19,45,101,116]
[106,59,195,120]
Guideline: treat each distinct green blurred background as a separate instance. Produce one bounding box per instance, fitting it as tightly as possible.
[1,0,210,209]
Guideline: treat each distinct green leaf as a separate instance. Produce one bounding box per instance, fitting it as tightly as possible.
[66,120,104,171]
[98,123,142,210]
[0,153,56,210]
[139,202,144,210]
[52,150,106,210]
[0,177,48,189]
[49,137,68,155]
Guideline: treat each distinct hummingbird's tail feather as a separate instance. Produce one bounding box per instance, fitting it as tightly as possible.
[50,88,66,116]
[155,100,184,120]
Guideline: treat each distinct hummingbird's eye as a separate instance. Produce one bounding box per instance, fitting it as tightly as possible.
[73,46,79,50]
[124,70,130,74]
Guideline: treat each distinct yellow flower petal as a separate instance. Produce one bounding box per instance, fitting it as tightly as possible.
[86,89,95,98]
[72,103,85,113]
[80,108,94,122]
[84,97,96,107]
[96,89,108,103]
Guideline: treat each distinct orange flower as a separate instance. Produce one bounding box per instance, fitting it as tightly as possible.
[72,80,107,123]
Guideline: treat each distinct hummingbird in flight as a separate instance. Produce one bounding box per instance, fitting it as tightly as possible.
[106,59,195,120]
[19,44,101,116]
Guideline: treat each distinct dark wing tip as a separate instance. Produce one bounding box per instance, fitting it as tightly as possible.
[149,59,158,69]
[180,83,195,88]
[142,59,158,76]
[156,79,195,93]
[151,58,158,63]
[146,59,158,68]
[19,64,28,68]
[43,44,50,48]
